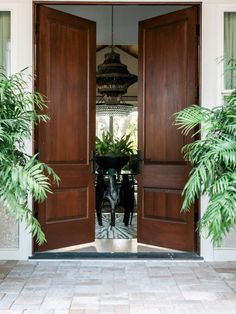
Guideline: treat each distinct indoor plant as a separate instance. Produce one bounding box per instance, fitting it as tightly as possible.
[175,86,236,245]
[0,70,59,245]
[96,131,135,172]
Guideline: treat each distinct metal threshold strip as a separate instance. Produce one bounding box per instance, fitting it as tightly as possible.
[29,252,203,260]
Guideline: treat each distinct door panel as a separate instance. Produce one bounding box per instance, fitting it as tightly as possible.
[138,7,198,251]
[36,6,96,251]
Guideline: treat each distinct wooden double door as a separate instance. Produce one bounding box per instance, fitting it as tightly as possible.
[36,5,198,252]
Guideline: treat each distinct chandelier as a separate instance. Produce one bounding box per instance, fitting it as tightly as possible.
[96,99,134,116]
[96,6,137,115]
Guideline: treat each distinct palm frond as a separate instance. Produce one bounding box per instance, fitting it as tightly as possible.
[0,69,59,246]
[175,86,236,245]
[198,191,236,245]
[174,105,213,135]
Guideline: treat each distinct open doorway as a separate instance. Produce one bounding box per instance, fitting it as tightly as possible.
[34,3,200,255]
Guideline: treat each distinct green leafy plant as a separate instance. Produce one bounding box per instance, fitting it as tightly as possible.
[96,131,135,156]
[0,70,59,245]
[175,88,236,245]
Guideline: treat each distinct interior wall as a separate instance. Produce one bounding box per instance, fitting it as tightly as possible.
[47,5,189,45]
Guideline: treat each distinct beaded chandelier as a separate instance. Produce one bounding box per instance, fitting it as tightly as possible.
[96,6,137,115]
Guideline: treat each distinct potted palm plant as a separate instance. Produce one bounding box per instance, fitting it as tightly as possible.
[0,70,59,245]
[96,131,135,173]
[175,86,236,245]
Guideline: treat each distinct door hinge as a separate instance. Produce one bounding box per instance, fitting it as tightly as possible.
[196,24,200,47]
[35,22,39,35]
[90,150,96,174]
[34,205,39,221]
[196,24,200,37]
[195,86,199,102]
[194,211,199,224]
[35,148,39,159]
[34,7,39,65]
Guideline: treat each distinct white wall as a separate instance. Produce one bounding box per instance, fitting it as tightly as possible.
[1,0,236,261]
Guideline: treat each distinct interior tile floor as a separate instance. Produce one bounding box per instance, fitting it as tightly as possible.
[1,260,236,313]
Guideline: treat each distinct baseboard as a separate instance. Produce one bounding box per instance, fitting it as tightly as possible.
[0,248,21,260]
[214,248,236,261]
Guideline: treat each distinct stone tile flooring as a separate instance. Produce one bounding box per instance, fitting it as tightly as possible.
[1,260,236,313]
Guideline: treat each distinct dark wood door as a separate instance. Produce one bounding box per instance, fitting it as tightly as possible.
[36,6,96,251]
[138,7,198,251]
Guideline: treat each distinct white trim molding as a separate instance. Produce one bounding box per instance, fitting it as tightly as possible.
[0,3,18,75]
[217,5,236,105]
[0,3,21,261]
[214,248,236,261]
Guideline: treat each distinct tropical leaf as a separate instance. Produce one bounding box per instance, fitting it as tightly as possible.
[0,70,58,245]
[175,85,236,245]
[96,131,135,156]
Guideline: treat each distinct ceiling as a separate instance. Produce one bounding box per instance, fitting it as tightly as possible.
[48,5,189,45]
[97,45,138,58]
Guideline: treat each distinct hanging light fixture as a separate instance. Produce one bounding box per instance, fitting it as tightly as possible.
[96,6,137,115]
[96,99,134,116]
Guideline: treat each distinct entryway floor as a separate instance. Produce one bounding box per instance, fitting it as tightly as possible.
[48,239,182,253]
[1,260,236,313]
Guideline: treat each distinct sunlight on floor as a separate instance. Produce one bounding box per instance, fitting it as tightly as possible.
[48,239,183,253]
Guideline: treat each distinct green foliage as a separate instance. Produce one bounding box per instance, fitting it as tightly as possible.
[96,131,135,156]
[175,88,236,245]
[0,70,59,245]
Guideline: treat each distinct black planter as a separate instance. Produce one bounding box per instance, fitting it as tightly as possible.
[96,154,130,173]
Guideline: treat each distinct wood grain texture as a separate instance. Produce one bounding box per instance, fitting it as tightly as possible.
[144,189,186,222]
[36,6,96,251]
[46,188,88,222]
[138,7,198,252]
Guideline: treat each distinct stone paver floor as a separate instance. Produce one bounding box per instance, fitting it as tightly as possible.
[0,260,236,313]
